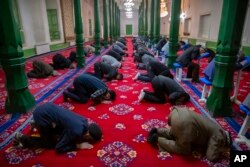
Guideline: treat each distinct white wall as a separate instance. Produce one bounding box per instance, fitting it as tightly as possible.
[82,0,94,40]
[17,0,35,48]
[178,0,223,41]
[46,0,65,44]
[242,3,250,45]
[18,0,50,48]
[46,0,57,8]
[159,0,250,47]
[120,10,139,36]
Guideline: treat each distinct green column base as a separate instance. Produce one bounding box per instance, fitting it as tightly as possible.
[5,89,35,114]
[167,41,179,68]
[104,42,108,49]
[206,87,233,117]
[167,55,177,68]
[94,44,101,55]
[206,55,235,117]
[76,45,85,68]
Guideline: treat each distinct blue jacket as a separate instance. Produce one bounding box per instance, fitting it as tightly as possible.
[74,74,108,95]
[203,58,215,81]
[33,102,88,153]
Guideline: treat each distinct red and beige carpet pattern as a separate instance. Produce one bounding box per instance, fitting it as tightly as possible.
[0,38,249,166]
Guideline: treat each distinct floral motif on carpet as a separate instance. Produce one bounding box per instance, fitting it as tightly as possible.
[115,85,133,92]
[141,119,168,132]
[97,141,137,166]
[132,134,147,143]
[109,104,134,115]
[4,146,43,165]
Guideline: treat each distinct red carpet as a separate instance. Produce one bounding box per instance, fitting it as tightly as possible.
[0,38,235,167]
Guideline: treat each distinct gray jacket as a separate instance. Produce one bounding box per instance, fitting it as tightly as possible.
[157,107,230,162]
[101,55,121,68]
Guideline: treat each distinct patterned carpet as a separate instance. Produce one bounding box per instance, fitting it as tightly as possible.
[0,38,249,167]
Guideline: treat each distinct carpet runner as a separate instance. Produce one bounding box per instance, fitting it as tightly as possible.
[0,38,249,166]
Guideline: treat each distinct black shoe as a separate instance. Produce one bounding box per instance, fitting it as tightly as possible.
[147,133,158,145]
[63,92,68,102]
[192,79,200,83]
[148,128,157,137]
[13,132,23,147]
[67,87,75,94]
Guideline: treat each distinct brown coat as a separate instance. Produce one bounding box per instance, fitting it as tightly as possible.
[157,107,229,162]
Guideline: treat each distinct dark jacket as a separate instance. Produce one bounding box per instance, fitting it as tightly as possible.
[107,50,122,61]
[156,38,167,51]
[73,74,109,103]
[157,75,186,95]
[176,46,201,67]
[52,54,72,69]
[74,74,108,96]
[149,61,173,79]
[27,60,54,78]
[94,62,118,81]
[33,102,88,153]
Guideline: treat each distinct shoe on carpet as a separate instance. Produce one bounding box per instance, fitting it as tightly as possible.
[147,133,158,146]
[63,92,68,102]
[133,72,140,80]
[182,78,192,81]
[13,132,23,147]
[148,128,158,137]
[67,87,75,93]
[30,120,37,132]
[138,90,145,102]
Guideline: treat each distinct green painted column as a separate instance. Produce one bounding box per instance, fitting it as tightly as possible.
[117,6,120,38]
[114,4,117,40]
[112,0,115,41]
[94,0,101,55]
[0,0,35,114]
[138,6,141,36]
[115,3,118,39]
[153,0,160,44]
[115,5,118,38]
[74,0,84,68]
[149,0,155,46]
[103,0,108,48]
[141,0,144,36]
[167,0,181,68]
[109,0,113,44]
[145,0,148,36]
[118,10,120,37]
[206,0,249,117]
[139,5,143,36]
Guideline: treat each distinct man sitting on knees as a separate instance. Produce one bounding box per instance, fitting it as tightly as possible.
[51,53,75,70]
[133,61,173,82]
[84,45,95,56]
[63,74,116,104]
[138,76,189,104]
[13,102,102,153]
[93,62,123,81]
[27,60,58,78]
[176,45,206,82]
[101,55,122,69]
[147,106,231,162]
[107,50,123,62]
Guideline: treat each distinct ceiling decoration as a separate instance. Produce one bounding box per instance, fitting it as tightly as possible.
[116,0,142,10]
[160,0,168,18]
